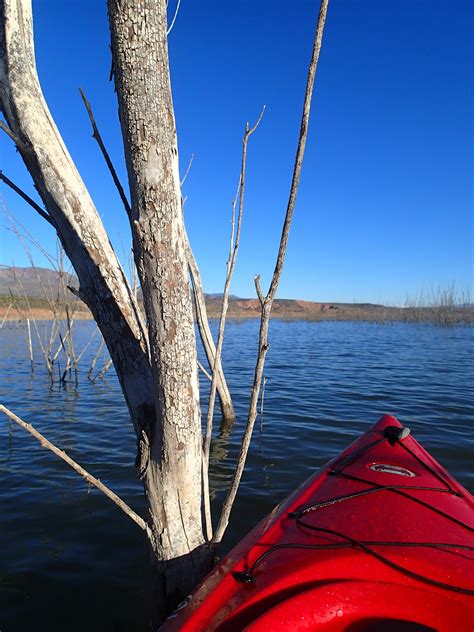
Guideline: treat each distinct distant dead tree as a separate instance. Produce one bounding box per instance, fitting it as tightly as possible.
[0,0,329,623]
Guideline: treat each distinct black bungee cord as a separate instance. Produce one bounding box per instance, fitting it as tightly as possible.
[233,425,474,597]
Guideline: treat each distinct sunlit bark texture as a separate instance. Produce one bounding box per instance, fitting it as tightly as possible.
[108,0,212,609]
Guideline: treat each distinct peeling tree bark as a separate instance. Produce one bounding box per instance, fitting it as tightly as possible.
[107,0,212,614]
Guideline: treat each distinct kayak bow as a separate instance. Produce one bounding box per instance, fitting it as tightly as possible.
[161,415,474,631]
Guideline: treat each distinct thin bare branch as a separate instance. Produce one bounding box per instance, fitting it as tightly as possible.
[186,232,234,421]
[0,303,12,328]
[1,205,58,268]
[0,120,23,148]
[75,326,99,364]
[254,274,264,306]
[79,88,132,218]
[248,105,266,135]
[179,154,235,419]
[0,171,55,226]
[26,318,34,370]
[91,358,113,383]
[197,359,212,382]
[259,376,267,435]
[67,285,87,304]
[167,0,182,35]
[180,153,194,187]
[202,107,265,540]
[213,0,329,544]
[88,338,104,378]
[0,404,151,538]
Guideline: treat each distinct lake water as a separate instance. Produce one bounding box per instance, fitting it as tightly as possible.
[0,319,472,631]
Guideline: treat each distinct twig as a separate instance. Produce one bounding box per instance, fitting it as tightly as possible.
[202,106,265,541]
[186,232,234,421]
[167,0,182,35]
[0,404,151,537]
[213,0,329,544]
[26,318,34,371]
[197,359,212,382]
[254,274,264,307]
[79,89,132,218]
[0,303,12,328]
[179,150,235,421]
[75,326,99,364]
[91,358,113,383]
[0,120,24,149]
[9,266,49,369]
[88,339,104,378]
[1,205,58,268]
[259,376,267,435]
[0,171,55,226]
[180,153,194,187]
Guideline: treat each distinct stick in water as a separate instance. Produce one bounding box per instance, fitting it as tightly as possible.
[0,404,151,539]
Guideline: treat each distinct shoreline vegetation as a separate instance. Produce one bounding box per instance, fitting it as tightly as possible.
[1,292,472,326]
[0,266,471,327]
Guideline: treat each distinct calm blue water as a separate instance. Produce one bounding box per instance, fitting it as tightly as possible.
[0,319,472,630]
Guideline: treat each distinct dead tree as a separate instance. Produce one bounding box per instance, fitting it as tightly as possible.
[0,0,208,617]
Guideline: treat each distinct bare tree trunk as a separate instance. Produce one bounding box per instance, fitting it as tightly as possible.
[80,86,234,423]
[107,0,212,613]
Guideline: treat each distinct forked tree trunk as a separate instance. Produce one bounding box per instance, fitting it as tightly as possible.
[0,0,211,621]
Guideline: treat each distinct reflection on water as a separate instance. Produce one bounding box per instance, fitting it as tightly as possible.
[0,320,472,631]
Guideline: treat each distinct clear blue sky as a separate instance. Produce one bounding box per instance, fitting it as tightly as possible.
[0,0,472,304]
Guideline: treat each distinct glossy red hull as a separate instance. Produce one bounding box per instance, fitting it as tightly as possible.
[161,415,474,631]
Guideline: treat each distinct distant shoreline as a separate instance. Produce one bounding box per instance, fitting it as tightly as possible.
[1,267,471,326]
[1,301,472,326]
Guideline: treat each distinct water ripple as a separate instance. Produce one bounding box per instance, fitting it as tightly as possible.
[0,319,472,630]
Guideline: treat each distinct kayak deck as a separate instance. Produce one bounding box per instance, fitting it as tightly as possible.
[162,415,474,631]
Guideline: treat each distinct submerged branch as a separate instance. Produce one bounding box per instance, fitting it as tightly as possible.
[0,404,151,538]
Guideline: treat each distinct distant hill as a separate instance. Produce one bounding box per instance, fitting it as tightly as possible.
[2,265,470,325]
[0,265,385,317]
[0,265,78,299]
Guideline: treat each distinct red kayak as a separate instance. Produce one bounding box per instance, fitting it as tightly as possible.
[162,415,474,631]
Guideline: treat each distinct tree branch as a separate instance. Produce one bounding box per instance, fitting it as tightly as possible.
[67,284,87,304]
[0,0,154,441]
[0,119,24,149]
[167,0,182,35]
[0,171,56,226]
[0,404,152,538]
[178,151,234,423]
[254,274,264,307]
[180,153,194,187]
[197,359,212,381]
[186,234,235,416]
[213,0,329,544]
[202,107,265,540]
[79,88,132,219]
